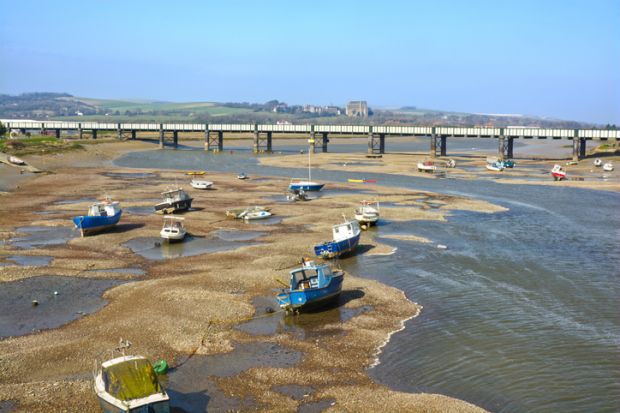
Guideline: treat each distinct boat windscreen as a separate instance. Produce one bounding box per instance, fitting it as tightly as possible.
[103,358,162,402]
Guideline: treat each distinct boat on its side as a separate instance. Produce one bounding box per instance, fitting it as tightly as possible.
[72,199,122,237]
[154,188,193,214]
[276,260,344,313]
[314,217,361,259]
[226,206,270,219]
[354,200,380,226]
[160,216,186,242]
[190,179,213,190]
[94,354,170,413]
[603,162,614,172]
[551,164,567,181]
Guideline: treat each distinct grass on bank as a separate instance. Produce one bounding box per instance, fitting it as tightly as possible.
[0,135,113,156]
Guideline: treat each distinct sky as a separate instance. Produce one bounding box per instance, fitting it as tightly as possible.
[1,0,619,124]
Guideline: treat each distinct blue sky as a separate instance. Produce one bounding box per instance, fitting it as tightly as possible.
[1,0,619,123]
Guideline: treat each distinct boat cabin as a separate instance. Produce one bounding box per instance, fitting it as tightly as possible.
[88,200,121,217]
[332,220,360,242]
[161,188,189,202]
[290,261,331,290]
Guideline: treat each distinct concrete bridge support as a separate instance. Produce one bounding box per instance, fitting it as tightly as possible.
[159,125,164,149]
[173,131,178,148]
[321,133,329,152]
[572,138,586,161]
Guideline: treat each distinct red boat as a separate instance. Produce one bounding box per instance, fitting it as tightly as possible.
[551,164,567,181]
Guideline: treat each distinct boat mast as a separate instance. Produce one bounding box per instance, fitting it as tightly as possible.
[308,145,311,182]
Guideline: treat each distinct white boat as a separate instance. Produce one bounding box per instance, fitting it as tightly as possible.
[594,158,602,167]
[8,156,26,165]
[237,172,249,180]
[226,206,270,219]
[190,179,213,189]
[160,216,186,242]
[94,342,170,413]
[242,210,272,220]
[551,164,567,181]
[486,162,504,172]
[417,161,437,173]
[603,162,614,172]
[354,200,380,226]
[446,159,456,168]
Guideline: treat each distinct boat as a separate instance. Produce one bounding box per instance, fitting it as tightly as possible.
[288,139,324,191]
[275,259,344,314]
[446,159,456,168]
[603,162,614,171]
[242,210,272,220]
[314,217,361,258]
[226,206,271,219]
[501,159,515,168]
[347,178,377,183]
[94,341,170,413]
[186,171,206,176]
[417,161,437,173]
[287,188,309,202]
[190,179,213,190]
[237,172,249,180]
[486,162,504,172]
[551,164,567,181]
[154,188,193,214]
[354,200,380,226]
[594,159,602,167]
[160,216,186,242]
[72,198,122,237]
[8,156,26,165]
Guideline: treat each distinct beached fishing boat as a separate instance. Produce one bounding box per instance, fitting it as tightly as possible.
[190,179,213,190]
[72,198,122,237]
[94,343,170,413]
[603,162,614,172]
[154,188,193,214]
[242,210,272,221]
[8,156,26,165]
[417,161,437,173]
[314,217,361,258]
[354,200,380,226]
[226,206,271,219]
[160,216,186,242]
[594,158,602,167]
[486,162,504,172]
[551,164,567,181]
[288,138,324,191]
[276,259,344,313]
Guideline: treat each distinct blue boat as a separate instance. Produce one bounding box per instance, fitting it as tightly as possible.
[314,218,361,258]
[276,260,344,313]
[72,199,122,237]
[288,179,325,192]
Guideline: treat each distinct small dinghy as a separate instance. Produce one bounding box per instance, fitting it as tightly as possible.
[237,172,249,180]
[594,159,602,167]
[551,164,567,181]
[190,179,213,190]
[226,206,270,219]
[94,340,170,413]
[186,171,206,176]
[417,161,437,173]
[501,159,515,168]
[354,200,380,227]
[72,198,122,237]
[8,156,26,165]
[160,216,186,242]
[242,210,272,221]
[486,161,504,172]
[276,259,344,314]
[314,216,361,259]
[603,162,614,172]
[154,188,193,214]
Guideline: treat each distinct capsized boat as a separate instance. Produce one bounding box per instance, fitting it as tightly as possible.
[72,198,122,237]
[314,217,361,258]
[417,161,437,173]
[226,206,271,219]
[160,216,186,242]
[551,164,567,181]
[242,210,272,221]
[276,259,344,313]
[603,162,614,172]
[154,188,193,214]
[486,162,504,172]
[354,200,380,226]
[190,179,213,190]
[94,343,170,413]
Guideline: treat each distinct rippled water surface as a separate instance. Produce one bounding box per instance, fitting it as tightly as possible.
[115,146,619,413]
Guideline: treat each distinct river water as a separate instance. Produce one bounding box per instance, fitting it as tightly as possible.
[115,142,619,413]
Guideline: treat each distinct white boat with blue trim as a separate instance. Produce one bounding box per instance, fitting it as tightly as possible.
[314,217,361,258]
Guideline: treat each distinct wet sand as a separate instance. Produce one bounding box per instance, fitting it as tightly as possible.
[0,139,520,412]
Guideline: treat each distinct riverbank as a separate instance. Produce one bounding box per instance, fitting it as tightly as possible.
[0,140,490,412]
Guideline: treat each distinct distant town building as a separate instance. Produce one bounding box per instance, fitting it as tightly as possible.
[302,105,343,115]
[346,101,368,117]
[272,103,289,113]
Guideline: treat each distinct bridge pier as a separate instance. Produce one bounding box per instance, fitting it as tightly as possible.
[579,138,586,158]
[78,123,83,139]
[498,135,505,160]
[367,129,384,154]
[440,136,447,156]
[572,137,586,161]
[309,132,316,154]
[253,131,271,153]
[173,131,178,148]
[159,125,164,149]
[321,132,329,152]
[430,134,437,158]
[92,130,97,140]
[117,124,122,140]
[507,137,514,159]
[55,129,61,139]
[131,130,136,140]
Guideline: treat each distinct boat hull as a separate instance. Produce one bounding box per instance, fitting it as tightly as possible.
[289,182,324,192]
[276,273,343,312]
[154,199,192,213]
[314,232,361,258]
[72,211,122,236]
